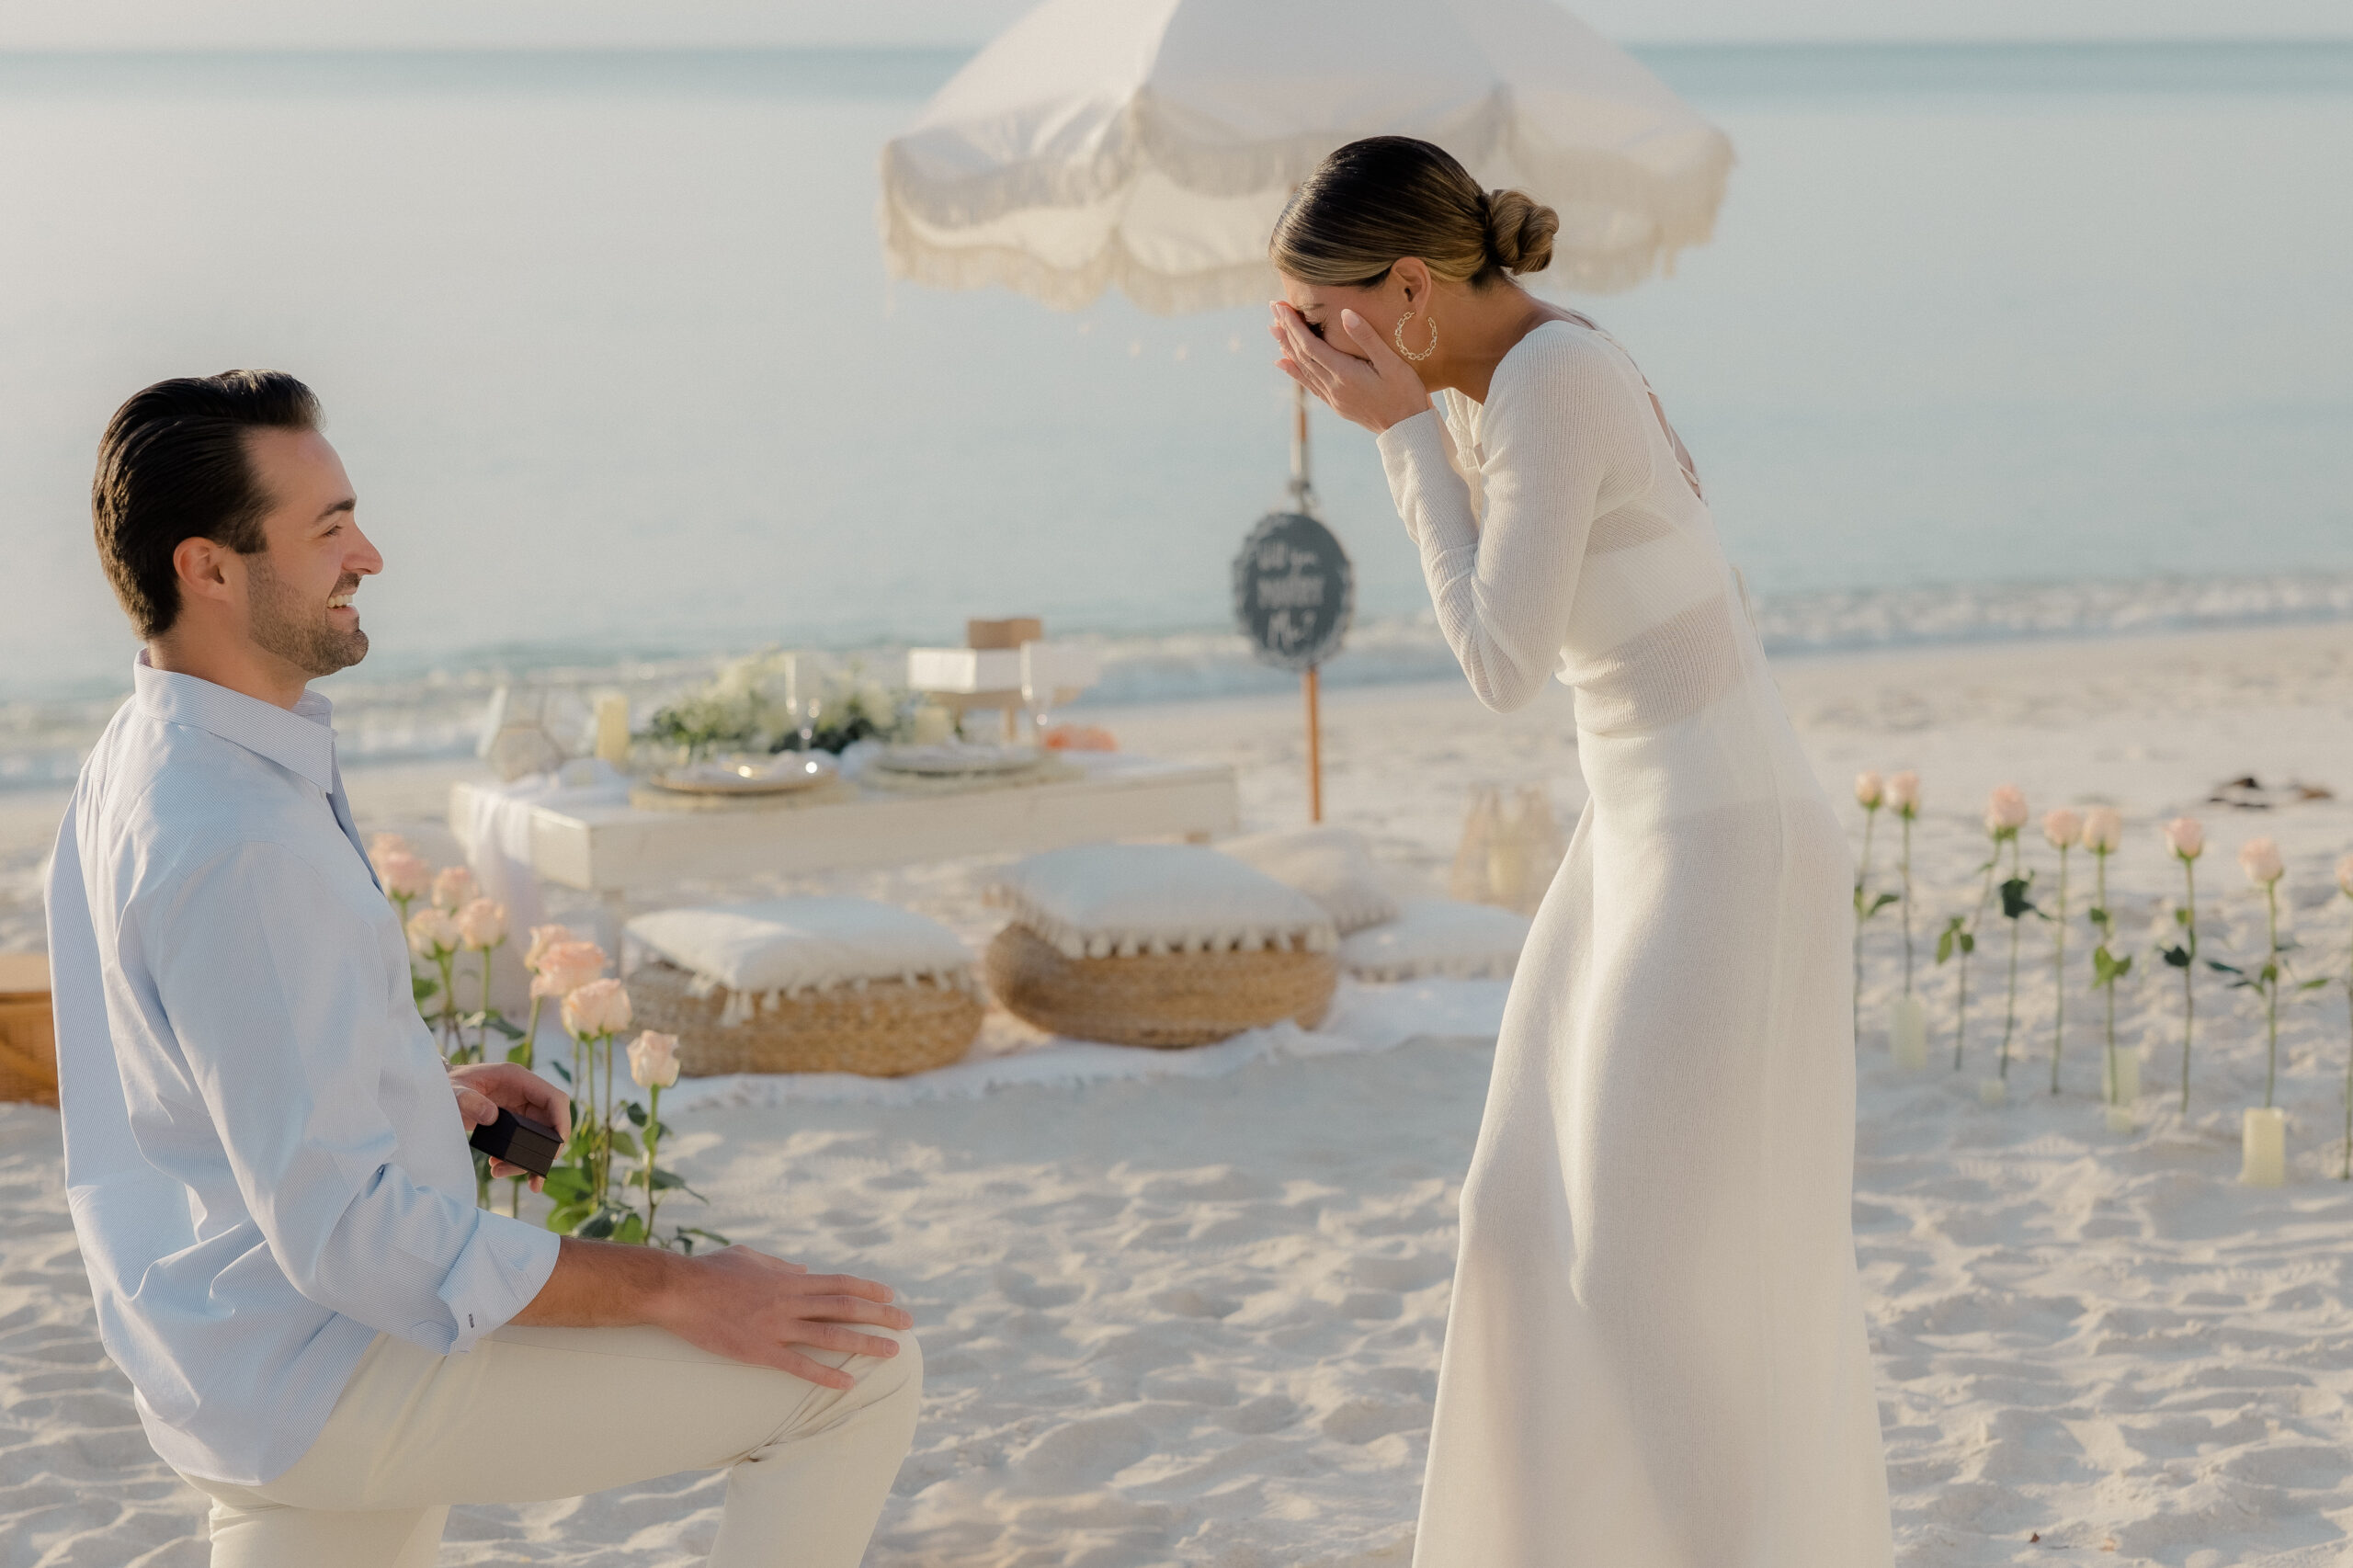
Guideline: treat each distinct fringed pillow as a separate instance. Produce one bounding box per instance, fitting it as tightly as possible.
[628,896,980,1017]
[626,897,982,1077]
[987,844,1337,959]
[1219,825,1399,935]
[1340,899,1532,982]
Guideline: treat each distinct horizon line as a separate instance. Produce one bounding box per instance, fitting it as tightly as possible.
[4,36,2353,56]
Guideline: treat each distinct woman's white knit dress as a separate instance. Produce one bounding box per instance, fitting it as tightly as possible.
[1375,318,1893,1566]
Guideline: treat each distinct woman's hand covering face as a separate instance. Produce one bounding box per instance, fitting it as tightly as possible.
[1269,301,1433,435]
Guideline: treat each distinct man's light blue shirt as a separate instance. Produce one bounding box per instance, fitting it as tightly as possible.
[44,655,561,1485]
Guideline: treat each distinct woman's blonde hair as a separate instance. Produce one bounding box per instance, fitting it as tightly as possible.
[1269,136,1559,290]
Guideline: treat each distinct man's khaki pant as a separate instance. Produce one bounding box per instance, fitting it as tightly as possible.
[177,1323,922,1568]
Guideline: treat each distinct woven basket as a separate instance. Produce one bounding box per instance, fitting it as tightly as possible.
[983,924,1337,1050]
[0,955,56,1108]
[627,960,983,1078]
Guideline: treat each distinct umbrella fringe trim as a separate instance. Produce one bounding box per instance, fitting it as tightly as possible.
[881,97,1730,232]
[880,142,1729,315]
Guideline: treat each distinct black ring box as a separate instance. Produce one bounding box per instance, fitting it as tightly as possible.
[469,1108,563,1177]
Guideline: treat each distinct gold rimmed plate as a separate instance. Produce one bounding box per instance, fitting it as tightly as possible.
[650,754,837,796]
[872,743,1043,778]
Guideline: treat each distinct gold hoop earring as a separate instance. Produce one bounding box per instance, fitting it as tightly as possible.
[1394,311,1438,363]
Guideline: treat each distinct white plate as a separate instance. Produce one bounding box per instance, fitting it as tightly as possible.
[651,755,837,796]
[872,743,1043,778]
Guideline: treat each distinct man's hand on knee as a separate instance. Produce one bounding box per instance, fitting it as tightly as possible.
[654,1247,912,1390]
[514,1237,913,1391]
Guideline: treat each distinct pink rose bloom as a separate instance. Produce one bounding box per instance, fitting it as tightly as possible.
[405,906,460,960]
[431,865,477,913]
[1854,771,1884,809]
[2336,854,2353,898]
[2238,836,2284,886]
[524,924,577,973]
[2080,806,2122,853]
[1985,785,2028,835]
[2164,816,2205,860]
[377,850,431,901]
[455,898,507,950]
[563,977,633,1039]
[529,940,608,999]
[1886,771,1919,812]
[629,1030,681,1089]
[2041,808,2083,850]
[368,832,410,865]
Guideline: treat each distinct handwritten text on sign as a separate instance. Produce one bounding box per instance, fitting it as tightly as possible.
[1232,510,1353,673]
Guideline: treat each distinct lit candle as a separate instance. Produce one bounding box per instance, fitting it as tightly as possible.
[1889,994,1927,1071]
[594,694,631,767]
[2241,1107,2287,1187]
[1978,1077,2006,1107]
[912,701,956,745]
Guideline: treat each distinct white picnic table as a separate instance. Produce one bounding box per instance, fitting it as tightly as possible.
[449,751,1240,947]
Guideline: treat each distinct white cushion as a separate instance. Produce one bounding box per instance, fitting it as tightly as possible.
[1219,825,1399,935]
[989,844,1336,959]
[1341,899,1531,982]
[629,897,973,995]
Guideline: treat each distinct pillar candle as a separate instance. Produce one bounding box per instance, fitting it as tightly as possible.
[1978,1076,2006,1107]
[593,694,631,767]
[2102,1049,2142,1107]
[912,702,956,745]
[2241,1107,2287,1187]
[1889,994,1928,1071]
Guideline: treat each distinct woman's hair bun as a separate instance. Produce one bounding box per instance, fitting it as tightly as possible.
[1483,188,1559,276]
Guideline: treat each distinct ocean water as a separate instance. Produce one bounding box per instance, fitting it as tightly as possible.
[1,42,2348,778]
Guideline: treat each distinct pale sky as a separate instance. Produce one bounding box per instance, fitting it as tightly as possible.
[2,0,2348,49]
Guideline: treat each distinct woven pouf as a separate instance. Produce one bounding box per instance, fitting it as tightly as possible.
[984,924,1336,1049]
[627,959,983,1077]
[625,895,983,1077]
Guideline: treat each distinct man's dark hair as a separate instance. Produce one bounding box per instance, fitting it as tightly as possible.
[91,370,321,639]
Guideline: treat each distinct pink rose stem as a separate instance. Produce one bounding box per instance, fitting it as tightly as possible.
[2263,879,2281,1109]
[1999,834,2024,1082]
[602,1030,617,1206]
[1899,804,1915,997]
[2179,854,2199,1112]
[1853,795,1880,1043]
[477,948,495,1062]
[643,1081,664,1236]
[507,987,543,1219]
[1951,851,1998,1072]
[2050,837,2070,1096]
[436,949,460,1062]
[2096,843,2116,1104]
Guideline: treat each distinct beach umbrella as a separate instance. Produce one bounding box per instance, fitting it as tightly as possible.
[879,0,1731,812]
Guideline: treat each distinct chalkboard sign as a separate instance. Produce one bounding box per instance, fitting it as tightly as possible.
[1232,510,1354,673]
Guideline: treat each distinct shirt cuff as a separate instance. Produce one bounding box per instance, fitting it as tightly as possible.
[435,1211,562,1354]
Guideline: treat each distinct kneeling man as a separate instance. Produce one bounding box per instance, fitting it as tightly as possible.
[46,370,919,1568]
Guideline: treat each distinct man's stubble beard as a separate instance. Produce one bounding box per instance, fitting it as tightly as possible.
[246,554,369,679]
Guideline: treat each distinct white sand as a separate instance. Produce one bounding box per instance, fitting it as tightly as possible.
[8,620,2353,1564]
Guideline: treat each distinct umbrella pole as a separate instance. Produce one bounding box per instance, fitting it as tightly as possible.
[1290,383,1325,823]
[1289,381,1313,513]
[1304,663,1324,824]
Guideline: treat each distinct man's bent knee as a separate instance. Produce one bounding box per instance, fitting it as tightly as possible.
[843,1324,922,1409]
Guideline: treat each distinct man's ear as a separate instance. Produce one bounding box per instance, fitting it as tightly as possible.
[172,535,238,610]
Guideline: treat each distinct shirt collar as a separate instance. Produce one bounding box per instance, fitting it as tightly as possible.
[131,652,338,793]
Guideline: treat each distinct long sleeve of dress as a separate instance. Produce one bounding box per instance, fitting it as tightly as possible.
[1375,328,1655,713]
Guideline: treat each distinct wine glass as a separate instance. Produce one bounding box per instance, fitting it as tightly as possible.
[1018,641,1055,748]
[784,652,826,753]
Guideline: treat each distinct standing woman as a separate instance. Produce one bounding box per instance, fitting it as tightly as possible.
[1269,137,1891,1565]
